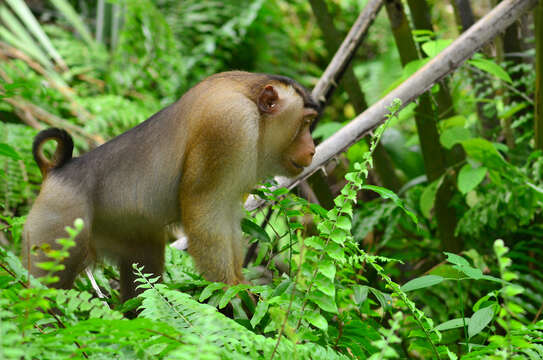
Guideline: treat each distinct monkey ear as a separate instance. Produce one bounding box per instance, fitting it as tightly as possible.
[258,85,279,114]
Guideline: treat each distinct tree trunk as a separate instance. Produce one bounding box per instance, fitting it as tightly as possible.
[385,0,462,252]
[535,0,543,150]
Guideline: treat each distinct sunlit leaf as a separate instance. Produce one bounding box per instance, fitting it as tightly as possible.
[401,275,444,292]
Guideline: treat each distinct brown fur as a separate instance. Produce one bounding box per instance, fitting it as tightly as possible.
[23,71,318,301]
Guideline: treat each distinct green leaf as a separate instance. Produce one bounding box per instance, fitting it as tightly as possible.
[461,138,507,170]
[219,285,249,309]
[468,306,494,338]
[309,290,338,314]
[361,184,397,200]
[315,274,335,297]
[353,285,369,305]
[305,236,324,250]
[318,260,336,280]
[420,176,443,219]
[498,102,529,119]
[272,188,289,197]
[361,185,418,224]
[369,288,392,310]
[468,58,512,83]
[440,127,471,149]
[444,252,470,267]
[456,265,483,280]
[458,164,487,194]
[199,282,224,302]
[330,228,347,244]
[241,218,271,243]
[309,203,328,218]
[336,215,352,231]
[250,300,269,328]
[304,311,328,331]
[0,143,20,160]
[421,39,452,57]
[325,242,345,263]
[401,275,444,292]
[434,318,470,331]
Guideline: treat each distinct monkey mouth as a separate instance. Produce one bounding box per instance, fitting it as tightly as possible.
[287,159,305,175]
[290,160,304,170]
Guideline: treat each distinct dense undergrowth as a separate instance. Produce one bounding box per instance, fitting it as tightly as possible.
[1,0,542,358]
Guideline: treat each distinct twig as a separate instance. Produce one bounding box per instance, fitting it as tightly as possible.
[311,0,384,106]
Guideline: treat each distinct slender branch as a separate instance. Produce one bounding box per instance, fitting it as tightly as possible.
[311,0,383,106]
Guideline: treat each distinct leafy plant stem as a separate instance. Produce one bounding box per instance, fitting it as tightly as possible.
[270,236,305,360]
[363,253,440,359]
[458,280,468,355]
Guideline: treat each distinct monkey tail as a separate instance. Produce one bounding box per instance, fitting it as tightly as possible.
[32,128,74,177]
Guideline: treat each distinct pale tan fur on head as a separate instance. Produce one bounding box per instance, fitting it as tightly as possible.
[257,82,306,177]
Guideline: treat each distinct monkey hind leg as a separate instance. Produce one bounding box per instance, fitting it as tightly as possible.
[118,234,166,303]
[23,202,92,289]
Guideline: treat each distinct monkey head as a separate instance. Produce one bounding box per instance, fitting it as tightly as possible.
[256,79,319,177]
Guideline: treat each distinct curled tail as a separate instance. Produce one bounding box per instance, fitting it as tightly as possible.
[32,128,74,177]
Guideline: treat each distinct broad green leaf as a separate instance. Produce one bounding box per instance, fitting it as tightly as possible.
[241,218,271,243]
[458,164,487,194]
[219,285,249,309]
[304,311,328,331]
[309,203,328,218]
[310,290,338,314]
[315,273,335,297]
[440,127,471,149]
[250,300,269,328]
[444,252,470,266]
[456,265,483,280]
[498,102,529,119]
[422,39,452,57]
[318,260,336,280]
[401,275,444,292]
[325,242,345,263]
[420,176,443,219]
[461,138,507,170]
[330,228,347,244]
[468,306,494,338]
[439,115,467,131]
[199,282,224,302]
[305,236,324,250]
[361,184,418,224]
[369,288,392,310]
[336,215,352,231]
[468,58,512,83]
[353,285,369,305]
[0,143,20,160]
[434,318,470,331]
[272,279,291,297]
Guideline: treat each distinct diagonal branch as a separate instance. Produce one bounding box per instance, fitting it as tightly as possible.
[311,0,383,107]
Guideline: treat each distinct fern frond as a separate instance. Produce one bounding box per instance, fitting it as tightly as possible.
[138,281,348,359]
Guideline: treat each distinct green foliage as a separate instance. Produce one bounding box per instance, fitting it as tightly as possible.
[0,1,542,359]
[0,123,41,216]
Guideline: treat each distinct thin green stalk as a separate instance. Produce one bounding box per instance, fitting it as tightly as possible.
[458,281,468,355]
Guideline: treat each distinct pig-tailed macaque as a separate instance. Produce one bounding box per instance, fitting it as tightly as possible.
[23,71,319,302]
